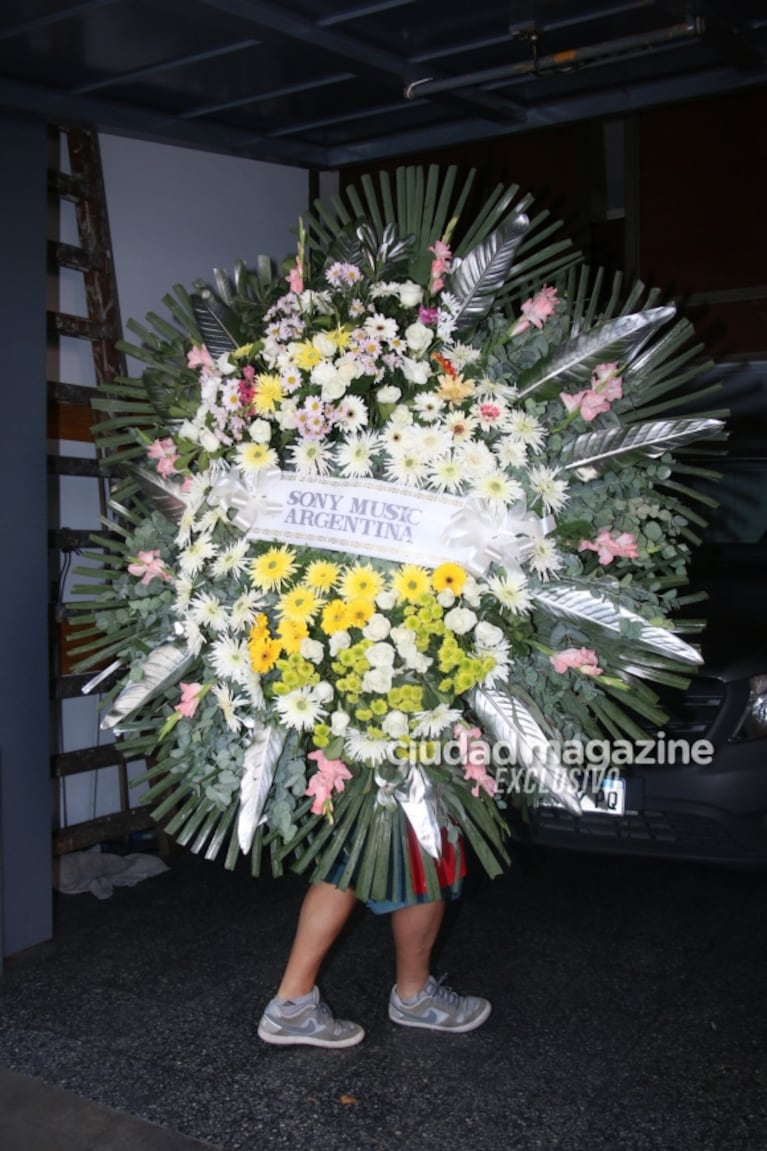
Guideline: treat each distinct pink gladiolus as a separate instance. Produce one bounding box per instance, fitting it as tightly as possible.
[147,437,178,477]
[287,265,304,294]
[579,529,639,565]
[453,724,497,798]
[305,749,353,818]
[187,344,214,371]
[550,647,603,676]
[428,240,453,293]
[559,363,623,422]
[175,682,204,719]
[512,285,558,335]
[127,549,172,586]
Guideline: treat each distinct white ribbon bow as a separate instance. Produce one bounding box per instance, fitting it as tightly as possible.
[441,497,556,576]
[208,466,283,536]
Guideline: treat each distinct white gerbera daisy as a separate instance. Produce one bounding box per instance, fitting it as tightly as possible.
[230,589,265,632]
[344,727,396,765]
[428,453,467,493]
[173,575,195,613]
[335,395,368,433]
[385,446,430,486]
[417,425,453,461]
[529,465,569,512]
[274,686,326,732]
[212,683,247,733]
[211,538,250,579]
[472,472,525,505]
[364,313,398,342]
[289,438,333,476]
[189,591,228,632]
[494,436,528,469]
[485,571,532,615]
[413,392,445,421]
[412,703,462,738]
[209,636,252,683]
[335,431,379,478]
[507,410,546,452]
[456,439,496,477]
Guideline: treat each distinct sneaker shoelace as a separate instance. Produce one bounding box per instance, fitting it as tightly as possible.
[430,975,461,1008]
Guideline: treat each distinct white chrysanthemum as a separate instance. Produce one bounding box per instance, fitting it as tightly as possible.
[507,410,545,452]
[428,453,466,493]
[196,505,230,536]
[472,472,525,505]
[181,618,204,657]
[178,535,217,577]
[344,727,396,765]
[230,589,265,632]
[494,436,528,469]
[529,465,569,512]
[235,441,279,474]
[211,538,250,579]
[385,446,430,486]
[212,683,247,733]
[189,591,228,632]
[275,686,326,731]
[529,537,565,580]
[174,575,195,613]
[290,438,333,476]
[485,571,532,615]
[335,432,379,478]
[447,342,482,370]
[412,704,462,738]
[413,392,445,421]
[209,636,252,683]
[456,439,496,477]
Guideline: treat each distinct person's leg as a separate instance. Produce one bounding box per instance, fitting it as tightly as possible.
[276,880,358,999]
[390,898,445,1000]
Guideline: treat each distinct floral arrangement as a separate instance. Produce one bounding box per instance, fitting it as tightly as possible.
[73,165,723,901]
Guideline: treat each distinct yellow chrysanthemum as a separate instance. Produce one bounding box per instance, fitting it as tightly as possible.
[345,597,375,628]
[248,633,281,675]
[340,563,384,600]
[432,562,467,595]
[250,546,297,590]
[305,559,341,592]
[328,325,352,350]
[278,585,320,622]
[320,599,349,635]
[277,618,309,654]
[252,374,283,414]
[236,441,278,473]
[293,341,322,371]
[392,564,430,603]
[232,342,257,360]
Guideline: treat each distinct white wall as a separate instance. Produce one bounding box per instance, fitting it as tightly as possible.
[55,133,310,830]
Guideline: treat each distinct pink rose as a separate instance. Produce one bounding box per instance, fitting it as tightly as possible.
[550,647,603,676]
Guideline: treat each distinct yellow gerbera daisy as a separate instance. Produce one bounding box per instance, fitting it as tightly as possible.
[278,585,320,622]
[305,559,341,592]
[252,374,283,414]
[277,618,309,654]
[345,597,375,628]
[320,599,350,635]
[250,546,297,590]
[236,441,278,473]
[432,562,468,595]
[340,563,384,600]
[392,564,430,603]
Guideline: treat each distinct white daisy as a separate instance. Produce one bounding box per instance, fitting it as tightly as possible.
[472,472,525,505]
[210,636,252,684]
[230,589,265,632]
[507,410,546,452]
[494,437,528,469]
[189,591,228,632]
[274,686,326,732]
[212,683,247,733]
[485,571,532,615]
[385,446,430,486]
[289,438,333,476]
[413,392,445,421]
[529,465,569,512]
[344,727,396,765]
[428,453,466,493]
[335,395,368,433]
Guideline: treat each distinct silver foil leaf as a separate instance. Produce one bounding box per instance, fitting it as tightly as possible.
[470,686,582,814]
[100,643,194,730]
[134,466,187,525]
[237,724,287,853]
[559,417,725,472]
[450,212,529,331]
[532,583,703,665]
[189,289,240,358]
[516,306,675,400]
[396,764,443,860]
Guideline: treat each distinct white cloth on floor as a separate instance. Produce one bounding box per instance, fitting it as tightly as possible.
[54,847,169,899]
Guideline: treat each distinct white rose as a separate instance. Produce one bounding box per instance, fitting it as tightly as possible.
[312,331,337,358]
[377,384,402,404]
[313,680,334,703]
[300,638,325,664]
[402,648,432,673]
[437,589,456,608]
[390,625,417,654]
[179,419,200,443]
[331,710,350,736]
[365,642,396,668]
[405,322,433,355]
[249,419,272,443]
[475,621,504,648]
[382,710,409,738]
[362,666,393,693]
[199,428,220,453]
[390,404,413,427]
[462,575,481,607]
[363,613,391,641]
[337,357,363,382]
[444,606,477,635]
[329,630,351,655]
[310,360,338,388]
[216,352,237,376]
[376,589,397,611]
[398,280,424,308]
[275,400,298,430]
[400,357,432,385]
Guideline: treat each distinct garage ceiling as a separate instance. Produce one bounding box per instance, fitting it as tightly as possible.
[1,0,765,169]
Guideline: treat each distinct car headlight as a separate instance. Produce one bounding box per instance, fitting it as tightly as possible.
[740,675,767,739]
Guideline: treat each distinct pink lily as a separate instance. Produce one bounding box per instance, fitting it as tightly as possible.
[550,647,603,676]
[579,529,639,565]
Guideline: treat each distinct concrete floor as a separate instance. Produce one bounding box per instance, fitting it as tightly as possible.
[1,844,765,1151]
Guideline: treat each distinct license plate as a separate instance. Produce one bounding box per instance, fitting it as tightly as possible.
[538,777,626,816]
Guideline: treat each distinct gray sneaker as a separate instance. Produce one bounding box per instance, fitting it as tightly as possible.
[258,987,365,1048]
[388,974,491,1033]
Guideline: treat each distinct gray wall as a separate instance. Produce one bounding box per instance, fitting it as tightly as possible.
[1,115,53,958]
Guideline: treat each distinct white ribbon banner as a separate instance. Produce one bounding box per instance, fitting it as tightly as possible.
[208,467,554,575]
